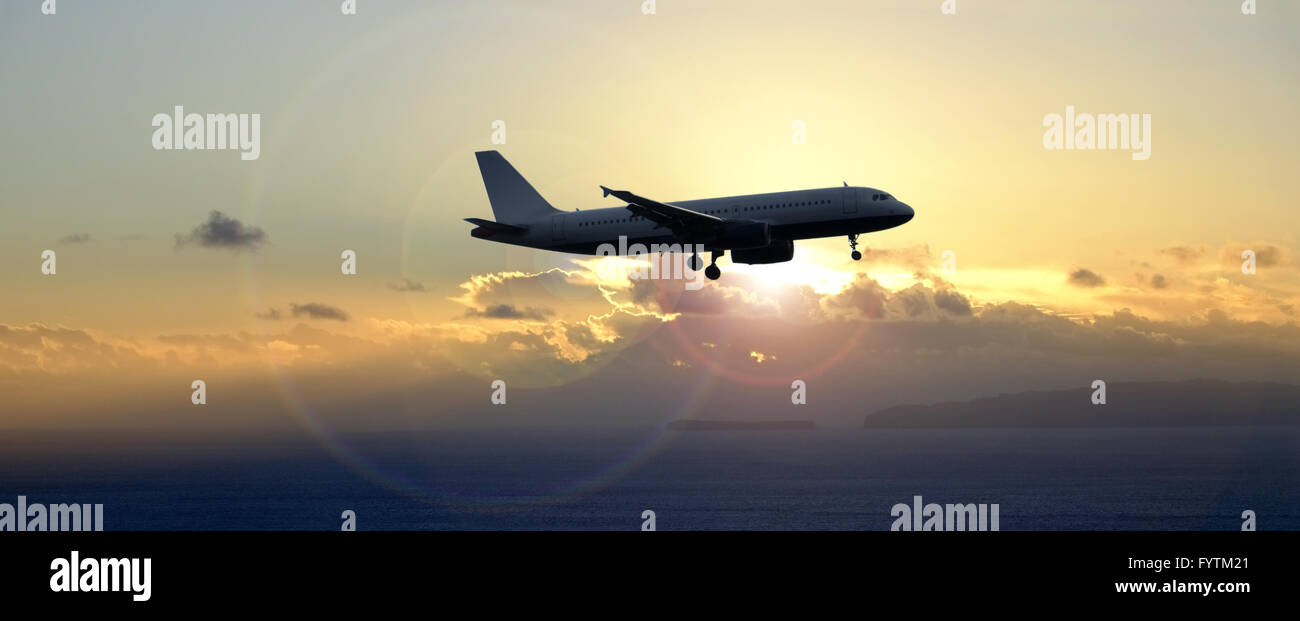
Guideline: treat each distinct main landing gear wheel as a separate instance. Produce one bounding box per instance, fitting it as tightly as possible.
[849,234,862,261]
[704,249,723,280]
[688,252,704,272]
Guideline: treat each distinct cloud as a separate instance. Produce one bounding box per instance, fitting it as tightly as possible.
[6,242,1300,432]
[629,276,780,316]
[57,233,92,245]
[388,279,426,292]
[933,289,974,316]
[453,267,655,325]
[289,302,349,321]
[0,323,159,376]
[855,245,933,270]
[1067,268,1106,288]
[443,267,678,368]
[465,304,554,320]
[1220,243,1288,268]
[1158,246,1204,263]
[1097,240,1300,323]
[817,274,974,321]
[749,350,776,364]
[822,273,891,318]
[5,259,1300,432]
[254,308,281,320]
[175,211,267,251]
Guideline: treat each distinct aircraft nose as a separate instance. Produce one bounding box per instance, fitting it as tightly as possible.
[901,202,914,222]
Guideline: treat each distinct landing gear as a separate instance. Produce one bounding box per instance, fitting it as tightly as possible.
[849,234,862,261]
[705,250,723,280]
[688,251,704,272]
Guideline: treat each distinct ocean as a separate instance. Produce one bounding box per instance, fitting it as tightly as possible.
[2,426,1296,530]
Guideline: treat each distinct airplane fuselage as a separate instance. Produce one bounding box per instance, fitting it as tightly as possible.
[472,185,914,255]
[466,151,914,279]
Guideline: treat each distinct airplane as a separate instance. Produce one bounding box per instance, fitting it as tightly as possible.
[464,150,914,281]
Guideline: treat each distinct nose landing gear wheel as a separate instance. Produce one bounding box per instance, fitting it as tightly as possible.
[851,250,862,261]
[849,234,862,261]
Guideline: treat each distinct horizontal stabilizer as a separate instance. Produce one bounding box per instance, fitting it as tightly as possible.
[464,217,528,233]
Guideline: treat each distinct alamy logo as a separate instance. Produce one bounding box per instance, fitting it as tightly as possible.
[50,551,151,602]
[0,496,103,531]
[890,495,999,531]
[1043,105,1151,161]
[595,236,707,291]
[152,105,261,160]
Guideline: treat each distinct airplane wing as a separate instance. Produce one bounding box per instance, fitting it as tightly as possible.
[600,186,724,234]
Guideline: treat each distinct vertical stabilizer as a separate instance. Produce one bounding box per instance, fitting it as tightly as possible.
[475,150,560,224]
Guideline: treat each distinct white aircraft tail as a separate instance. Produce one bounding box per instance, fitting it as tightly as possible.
[475,150,560,224]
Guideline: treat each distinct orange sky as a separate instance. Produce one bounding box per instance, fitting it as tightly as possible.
[1,1,1297,432]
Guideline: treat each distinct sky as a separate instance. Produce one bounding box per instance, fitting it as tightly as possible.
[1,0,1298,435]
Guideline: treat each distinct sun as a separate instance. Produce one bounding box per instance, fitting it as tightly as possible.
[724,245,858,295]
